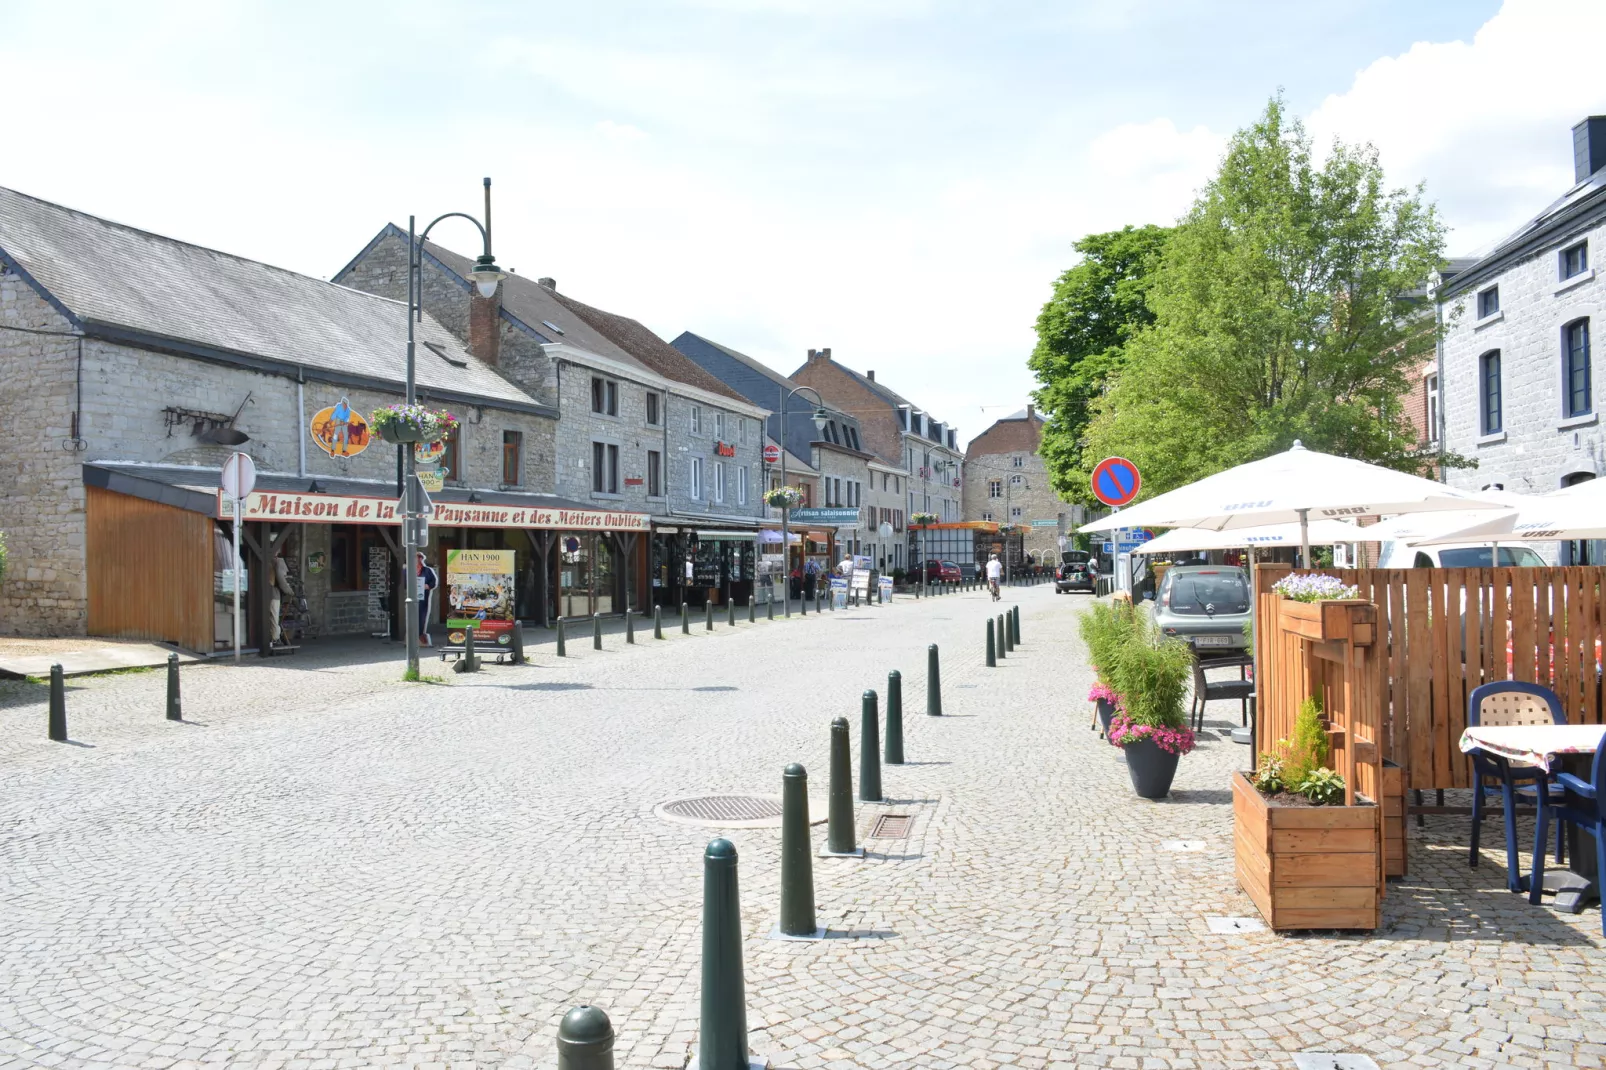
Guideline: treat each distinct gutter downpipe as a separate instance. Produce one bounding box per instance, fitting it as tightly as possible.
[296,370,307,477]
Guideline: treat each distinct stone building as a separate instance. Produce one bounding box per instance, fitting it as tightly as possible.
[337,229,770,610]
[961,405,1086,567]
[0,184,647,651]
[787,348,967,566]
[1438,116,1606,563]
[670,331,885,571]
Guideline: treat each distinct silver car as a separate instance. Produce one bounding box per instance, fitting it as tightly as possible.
[1153,565,1252,652]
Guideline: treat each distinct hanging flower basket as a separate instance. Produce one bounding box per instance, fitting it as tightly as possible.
[764,486,805,508]
[370,404,459,445]
[911,512,939,527]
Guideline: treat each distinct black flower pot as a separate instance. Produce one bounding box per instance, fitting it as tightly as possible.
[378,423,426,444]
[1123,737,1181,799]
[1096,697,1116,736]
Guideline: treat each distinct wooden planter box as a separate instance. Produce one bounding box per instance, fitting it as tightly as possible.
[1277,597,1375,644]
[1233,771,1382,930]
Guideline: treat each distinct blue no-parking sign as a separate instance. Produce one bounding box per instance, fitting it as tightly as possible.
[1091,457,1141,508]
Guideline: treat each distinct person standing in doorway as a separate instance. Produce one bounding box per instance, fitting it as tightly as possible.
[416,551,438,647]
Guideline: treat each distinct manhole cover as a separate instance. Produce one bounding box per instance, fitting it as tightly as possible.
[664,795,781,822]
[869,814,913,838]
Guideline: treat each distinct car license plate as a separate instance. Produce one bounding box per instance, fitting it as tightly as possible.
[1194,635,1231,647]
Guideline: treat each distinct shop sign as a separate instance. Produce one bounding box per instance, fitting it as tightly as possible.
[714,441,736,458]
[878,576,894,602]
[762,444,781,464]
[624,477,644,487]
[446,549,515,647]
[416,468,444,493]
[310,397,372,459]
[217,489,651,531]
[790,507,861,527]
[414,440,446,465]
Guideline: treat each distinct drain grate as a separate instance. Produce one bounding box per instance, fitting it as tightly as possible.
[662,795,782,823]
[869,814,913,838]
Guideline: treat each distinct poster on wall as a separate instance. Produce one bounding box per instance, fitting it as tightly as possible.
[309,396,372,458]
[446,549,516,647]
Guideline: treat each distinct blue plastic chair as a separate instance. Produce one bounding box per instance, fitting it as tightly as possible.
[1466,681,1567,893]
[1529,741,1606,935]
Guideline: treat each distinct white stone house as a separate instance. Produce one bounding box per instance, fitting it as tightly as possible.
[1438,117,1606,563]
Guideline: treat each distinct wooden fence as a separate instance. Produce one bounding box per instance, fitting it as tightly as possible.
[1254,563,1606,791]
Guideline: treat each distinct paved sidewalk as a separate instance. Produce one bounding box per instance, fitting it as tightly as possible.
[1,584,1603,1069]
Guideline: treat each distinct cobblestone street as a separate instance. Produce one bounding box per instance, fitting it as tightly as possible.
[3,586,1605,1069]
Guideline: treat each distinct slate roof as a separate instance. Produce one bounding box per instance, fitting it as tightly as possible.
[411,234,752,405]
[1440,170,1606,299]
[672,331,859,460]
[0,186,545,413]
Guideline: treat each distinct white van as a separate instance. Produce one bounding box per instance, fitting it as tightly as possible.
[1374,541,1545,569]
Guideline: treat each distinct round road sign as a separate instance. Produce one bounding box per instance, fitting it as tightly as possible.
[1090,456,1141,508]
[762,444,781,464]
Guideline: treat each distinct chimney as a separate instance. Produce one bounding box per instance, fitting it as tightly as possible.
[1026,403,1035,421]
[537,276,557,290]
[866,370,875,381]
[1573,117,1606,183]
[468,285,502,367]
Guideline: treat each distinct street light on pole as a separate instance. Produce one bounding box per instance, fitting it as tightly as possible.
[776,384,829,616]
[402,178,507,680]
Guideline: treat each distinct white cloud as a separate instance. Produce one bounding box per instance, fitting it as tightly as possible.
[1307,0,1606,254]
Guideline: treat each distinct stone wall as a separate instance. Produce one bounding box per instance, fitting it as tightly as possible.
[1441,218,1606,566]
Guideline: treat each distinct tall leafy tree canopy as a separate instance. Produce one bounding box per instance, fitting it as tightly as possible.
[1071,97,1448,499]
[1028,224,1171,504]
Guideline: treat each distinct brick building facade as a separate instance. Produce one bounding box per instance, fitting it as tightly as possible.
[961,406,1086,563]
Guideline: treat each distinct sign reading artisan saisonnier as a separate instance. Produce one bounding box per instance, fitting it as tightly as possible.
[218,490,650,531]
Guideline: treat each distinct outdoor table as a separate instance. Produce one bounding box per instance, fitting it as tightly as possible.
[1459,723,1606,912]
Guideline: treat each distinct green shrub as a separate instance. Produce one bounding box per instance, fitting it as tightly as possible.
[1105,619,1193,731]
[1297,767,1346,805]
[1078,599,1141,685]
[1279,693,1329,789]
[1249,754,1285,794]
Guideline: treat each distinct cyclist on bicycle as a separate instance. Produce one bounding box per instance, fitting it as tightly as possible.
[985,553,1003,601]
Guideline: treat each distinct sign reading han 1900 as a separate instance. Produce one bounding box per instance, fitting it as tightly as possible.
[217,489,651,531]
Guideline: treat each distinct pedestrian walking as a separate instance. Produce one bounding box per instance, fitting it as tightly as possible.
[416,551,438,647]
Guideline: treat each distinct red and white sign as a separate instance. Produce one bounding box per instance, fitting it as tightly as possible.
[762,444,781,464]
[218,490,651,531]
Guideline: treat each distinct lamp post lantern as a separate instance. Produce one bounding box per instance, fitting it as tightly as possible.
[776,384,829,616]
[402,178,507,679]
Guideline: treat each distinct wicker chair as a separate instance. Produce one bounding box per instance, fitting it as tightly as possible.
[1190,654,1254,731]
[1467,681,1568,892]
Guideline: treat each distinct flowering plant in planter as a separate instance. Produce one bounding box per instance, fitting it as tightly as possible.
[369,404,459,444]
[1088,681,1121,705]
[763,486,805,508]
[910,512,939,527]
[1108,716,1197,755]
[1272,573,1360,603]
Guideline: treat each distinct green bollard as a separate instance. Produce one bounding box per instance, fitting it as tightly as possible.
[626,608,635,644]
[682,602,690,634]
[556,616,567,657]
[997,614,1007,658]
[986,618,996,667]
[654,605,664,640]
[593,613,603,651]
[859,690,882,802]
[885,670,904,764]
[699,839,750,1070]
[166,653,181,721]
[824,717,860,856]
[768,596,774,621]
[800,587,808,615]
[748,596,755,624]
[48,663,66,742]
[1005,611,1015,653]
[464,627,479,671]
[927,643,943,716]
[727,598,736,628]
[705,600,713,632]
[778,764,819,937]
[557,1005,615,1070]
[511,620,527,664]
[1012,605,1021,646]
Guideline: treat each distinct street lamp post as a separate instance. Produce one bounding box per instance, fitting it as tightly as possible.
[777,384,829,617]
[402,178,507,679]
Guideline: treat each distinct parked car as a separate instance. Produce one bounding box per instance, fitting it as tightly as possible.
[1153,565,1252,652]
[1375,541,1545,569]
[1055,550,1096,594]
[917,560,962,584]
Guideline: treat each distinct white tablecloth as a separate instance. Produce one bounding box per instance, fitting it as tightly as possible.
[1458,724,1606,773]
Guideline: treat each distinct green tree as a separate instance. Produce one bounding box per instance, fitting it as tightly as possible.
[1082,97,1449,495]
[1028,224,1172,503]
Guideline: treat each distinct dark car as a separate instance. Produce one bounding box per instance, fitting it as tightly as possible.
[1055,550,1096,594]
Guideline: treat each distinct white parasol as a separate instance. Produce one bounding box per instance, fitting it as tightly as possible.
[1078,442,1507,566]
[1132,518,1363,556]
[1409,477,1606,545]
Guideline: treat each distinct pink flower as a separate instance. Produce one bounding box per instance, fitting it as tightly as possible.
[1108,715,1197,756]
[1088,682,1121,704]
